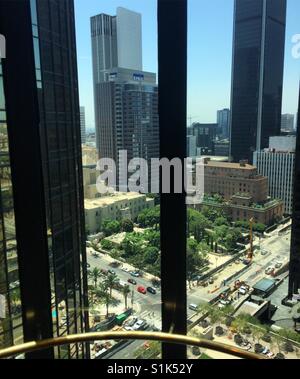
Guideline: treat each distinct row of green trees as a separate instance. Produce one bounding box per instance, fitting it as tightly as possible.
[88,268,132,318]
[187,207,243,253]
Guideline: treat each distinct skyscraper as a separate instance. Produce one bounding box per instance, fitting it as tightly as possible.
[289,86,300,297]
[91,8,159,189]
[217,108,230,139]
[230,0,286,164]
[0,0,88,358]
[254,136,296,215]
[80,106,86,144]
[281,114,295,132]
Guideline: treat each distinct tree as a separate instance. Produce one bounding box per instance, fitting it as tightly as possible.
[101,239,114,251]
[102,220,121,237]
[214,216,229,227]
[100,291,118,319]
[137,206,160,229]
[122,285,131,309]
[187,208,211,242]
[88,267,102,288]
[144,246,159,265]
[103,273,119,297]
[187,239,208,288]
[121,219,134,233]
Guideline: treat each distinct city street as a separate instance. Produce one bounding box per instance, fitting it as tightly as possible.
[87,227,292,359]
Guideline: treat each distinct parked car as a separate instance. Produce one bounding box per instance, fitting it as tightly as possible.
[107,269,116,275]
[121,267,130,273]
[218,299,230,308]
[147,287,156,295]
[275,261,283,269]
[238,286,248,295]
[137,286,146,294]
[189,304,198,312]
[128,278,137,285]
[261,249,268,256]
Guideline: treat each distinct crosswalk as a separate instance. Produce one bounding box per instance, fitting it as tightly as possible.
[136,309,162,329]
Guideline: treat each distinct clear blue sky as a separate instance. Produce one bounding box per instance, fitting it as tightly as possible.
[75,0,300,130]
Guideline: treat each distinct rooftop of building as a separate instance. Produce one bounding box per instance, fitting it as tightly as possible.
[84,192,149,210]
[253,278,276,293]
[204,159,256,170]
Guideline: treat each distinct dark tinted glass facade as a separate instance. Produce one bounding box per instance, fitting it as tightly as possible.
[289,87,300,297]
[230,0,286,163]
[33,0,88,359]
[0,62,23,350]
[0,0,88,359]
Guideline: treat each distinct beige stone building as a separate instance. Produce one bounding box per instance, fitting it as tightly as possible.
[85,192,154,234]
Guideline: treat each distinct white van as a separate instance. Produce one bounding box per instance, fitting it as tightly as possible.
[189,304,198,312]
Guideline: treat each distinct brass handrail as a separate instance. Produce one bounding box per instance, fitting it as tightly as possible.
[0,331,264,359]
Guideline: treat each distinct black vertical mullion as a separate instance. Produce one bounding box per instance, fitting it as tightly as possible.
[0,0,53,359]
[158,0,187,359]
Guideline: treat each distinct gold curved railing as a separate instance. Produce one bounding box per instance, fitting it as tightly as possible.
[0,331,264,359]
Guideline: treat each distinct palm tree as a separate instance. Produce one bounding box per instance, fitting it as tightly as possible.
[100,291,117,319]
[88,267,102,288]
[104,273,119,297]
[122,285,131,310]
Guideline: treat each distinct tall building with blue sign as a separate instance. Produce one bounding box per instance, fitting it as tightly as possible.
[91,8,159,189]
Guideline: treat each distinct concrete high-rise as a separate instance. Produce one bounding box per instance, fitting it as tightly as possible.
[230,0,286,164]
[91,8,159,190]
[91,7,142,84]
[254,136,296,215]
[281,114,295,132]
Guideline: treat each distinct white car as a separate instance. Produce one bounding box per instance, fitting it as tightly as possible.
[121,267,130,273]
[265,266,274,275]
[133,319,145,330]
[239,286,247,295]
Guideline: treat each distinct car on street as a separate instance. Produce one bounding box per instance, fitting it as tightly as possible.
[128,278,137,285]
[189,304,198,312]
[107,269,116,275]
[133,319,148,330]
[147,287,156,295]
[124,317,138,331]
[121,267,130,273]
[130,271,141,277]
[265,266,274,275]
[137,286,146,294]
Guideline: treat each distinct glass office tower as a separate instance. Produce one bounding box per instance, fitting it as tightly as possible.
[0,0,89,359]
[230,0,286,163]
[289,87,300,298]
